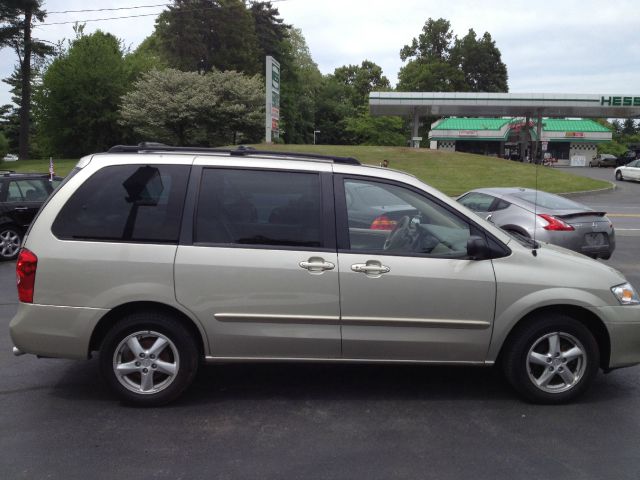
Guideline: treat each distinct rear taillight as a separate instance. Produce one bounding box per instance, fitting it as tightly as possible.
[16,248,37,303]
[538,214,575,231]
[370,215,397,230]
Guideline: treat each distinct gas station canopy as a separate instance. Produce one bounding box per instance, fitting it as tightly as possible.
[369,92,640,118]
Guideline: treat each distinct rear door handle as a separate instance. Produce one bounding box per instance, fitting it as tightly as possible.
[351,262,390,276]
[13,207,28,211]
[299,257,335,274]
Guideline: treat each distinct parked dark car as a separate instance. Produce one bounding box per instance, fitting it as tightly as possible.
[0,172,62,260]
[589,154,619,168]
[619,150,637,165]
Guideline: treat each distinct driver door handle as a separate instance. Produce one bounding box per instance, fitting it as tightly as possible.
[299,257,335,274]
[351,262,390,275]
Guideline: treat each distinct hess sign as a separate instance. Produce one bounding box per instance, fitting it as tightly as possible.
[601,96,640,106]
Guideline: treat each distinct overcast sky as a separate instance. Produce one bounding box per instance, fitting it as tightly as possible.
[1,0,639,107]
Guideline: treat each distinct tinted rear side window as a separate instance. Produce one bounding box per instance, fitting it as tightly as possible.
[195,168,322,248]
[52,164,190,243]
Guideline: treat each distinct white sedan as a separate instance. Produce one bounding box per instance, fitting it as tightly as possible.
[615,159,640,181]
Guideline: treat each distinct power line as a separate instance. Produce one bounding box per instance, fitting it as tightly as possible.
[47,0,289,15]
[36,0,291,27]
[47,4,170,15]
[35,11,166,26]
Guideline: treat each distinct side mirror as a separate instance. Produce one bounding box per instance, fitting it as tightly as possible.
[467,235,489,260]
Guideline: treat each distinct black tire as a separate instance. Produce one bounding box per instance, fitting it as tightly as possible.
[0,224,22,260]
[615,171,623,181]
[100,311,199,406]
[502,313,599,404]
[589,162,594,168]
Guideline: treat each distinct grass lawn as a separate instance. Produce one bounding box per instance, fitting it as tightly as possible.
[248,144,610,196]
[1,158,78,177]
[1,145,610,196]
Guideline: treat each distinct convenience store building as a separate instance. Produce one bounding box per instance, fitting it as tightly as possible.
[428,117,612,165]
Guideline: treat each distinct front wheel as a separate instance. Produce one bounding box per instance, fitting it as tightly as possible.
[100,312,199,406]
[502,313,599,404]
[615,171,623,181]
[0,225,22,260]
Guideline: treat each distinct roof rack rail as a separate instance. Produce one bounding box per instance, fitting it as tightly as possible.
[107,143,361,165]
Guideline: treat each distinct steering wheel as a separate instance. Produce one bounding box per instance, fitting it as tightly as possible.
[383,216,414,251]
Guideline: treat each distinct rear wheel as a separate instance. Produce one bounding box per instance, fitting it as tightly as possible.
[502,313,599,404]
[100,312,199,406]
[0,225,22,260]
[615,171,623,181]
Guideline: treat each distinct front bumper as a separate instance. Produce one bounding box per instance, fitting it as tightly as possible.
[595,305,640,368]
[10,303,108,359]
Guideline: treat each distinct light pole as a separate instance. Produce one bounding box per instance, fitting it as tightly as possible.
[313,130,320,145]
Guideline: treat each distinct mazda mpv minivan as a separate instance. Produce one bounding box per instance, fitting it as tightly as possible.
[10,145,640,406]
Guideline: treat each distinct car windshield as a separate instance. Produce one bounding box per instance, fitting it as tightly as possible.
[511,191,588,211]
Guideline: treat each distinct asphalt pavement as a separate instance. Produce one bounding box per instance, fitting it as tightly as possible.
[1,167,639,479]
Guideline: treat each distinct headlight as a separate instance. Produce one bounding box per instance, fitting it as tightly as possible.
[611,283,640,305]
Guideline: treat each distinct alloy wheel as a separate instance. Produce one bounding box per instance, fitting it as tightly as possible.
[113,330,180,395]
[526,331,586,394]
[0,228,21,259]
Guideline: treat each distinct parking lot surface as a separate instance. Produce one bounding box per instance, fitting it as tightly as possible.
[1,166,639,479]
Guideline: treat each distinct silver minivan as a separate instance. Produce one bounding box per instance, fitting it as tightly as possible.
[10,145,640,406]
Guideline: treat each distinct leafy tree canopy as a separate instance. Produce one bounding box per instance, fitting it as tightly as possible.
[1,0,54,159]
[333,60,391,108]
[278,27,321,144]
[398,17,508,93]
[155,0,261,74]
[120,68,264,146]
[36,30,150,157]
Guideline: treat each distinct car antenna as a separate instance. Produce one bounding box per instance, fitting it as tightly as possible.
[532,119,539,257]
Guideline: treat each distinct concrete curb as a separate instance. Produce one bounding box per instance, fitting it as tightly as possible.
[559,181,617,198]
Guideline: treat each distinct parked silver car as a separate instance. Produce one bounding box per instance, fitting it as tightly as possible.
[458,188,615,260]
[9,145,640,406]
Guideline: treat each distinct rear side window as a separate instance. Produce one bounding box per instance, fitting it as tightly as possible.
[52,164,190,243]
[458,192,495,212]
[7,179,50,202]
[195,168,323,248]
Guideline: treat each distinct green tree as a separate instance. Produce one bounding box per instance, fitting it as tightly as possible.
[609,119,623,137]
[398,18,508,93]
[278,28,321,144]
[450,30,508,92]
[622,118,637,136]
[155,0,260,74]
[36,30,144,157]
[0,131,9,159]
[1,0,54,159]
[313,76,355,145]
[344,112,406,146]
[400,18,453,63]
[250,1,289,69]
[120,68,264,146]
[333,60,391,108]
